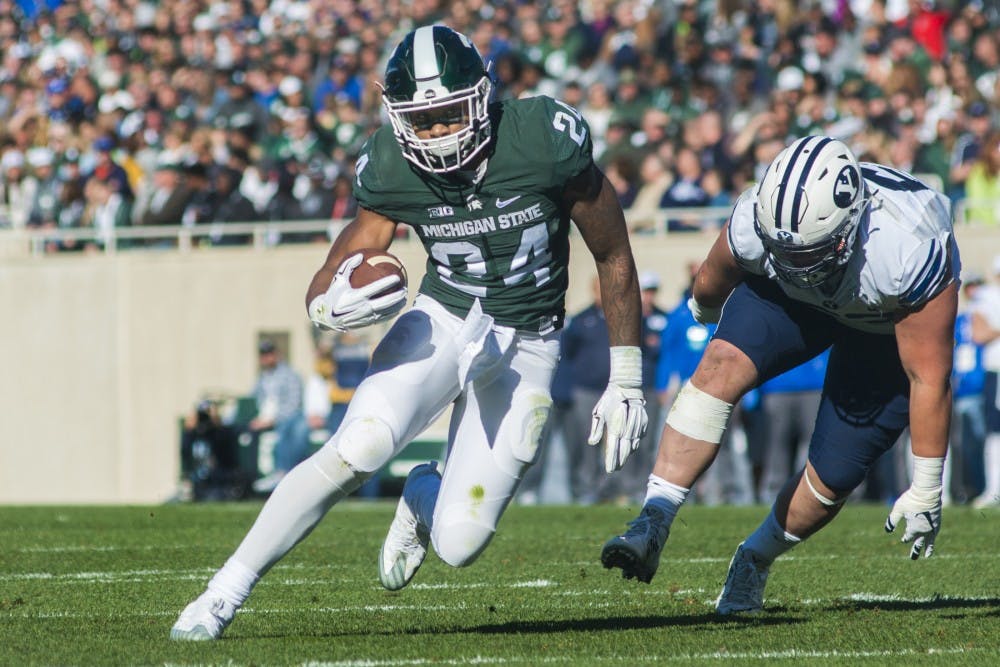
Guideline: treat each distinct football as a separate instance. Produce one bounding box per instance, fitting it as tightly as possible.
[349,248,408,296]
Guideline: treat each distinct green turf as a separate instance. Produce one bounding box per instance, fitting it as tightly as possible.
[1,502,997,666]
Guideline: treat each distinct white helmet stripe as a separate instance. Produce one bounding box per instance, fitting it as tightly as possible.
[772,137,813,231]
[774,136,831,232]
[413,26,442,91]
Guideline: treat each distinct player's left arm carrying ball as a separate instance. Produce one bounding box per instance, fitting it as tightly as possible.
[305,208,407,331]
[885,281,958,559]
[567,163,648,473]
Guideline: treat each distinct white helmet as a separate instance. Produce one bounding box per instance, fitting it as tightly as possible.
[754,136,870,288]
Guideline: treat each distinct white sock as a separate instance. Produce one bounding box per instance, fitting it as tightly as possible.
[742,510,802,565]
[983,434,1000,497]
[207,557,259,608]
[643,474,690,526]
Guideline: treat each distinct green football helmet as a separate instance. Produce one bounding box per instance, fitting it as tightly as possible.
[382,25,493,174]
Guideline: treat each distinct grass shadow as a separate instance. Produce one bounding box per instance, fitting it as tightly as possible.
[823,596,1000,614]
[467,612,805,634]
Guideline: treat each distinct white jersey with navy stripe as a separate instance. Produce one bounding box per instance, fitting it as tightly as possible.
[727,163,959,334]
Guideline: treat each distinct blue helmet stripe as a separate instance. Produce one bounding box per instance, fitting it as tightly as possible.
[787,136,833,233]
[773,139,813,231]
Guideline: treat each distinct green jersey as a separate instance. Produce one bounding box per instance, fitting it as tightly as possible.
[354,95,594,332]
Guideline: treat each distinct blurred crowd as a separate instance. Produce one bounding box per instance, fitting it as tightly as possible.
[1,0,1000,250]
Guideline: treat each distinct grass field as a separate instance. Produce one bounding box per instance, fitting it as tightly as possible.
[1,501,998,666]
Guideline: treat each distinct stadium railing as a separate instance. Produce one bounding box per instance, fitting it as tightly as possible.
[2,200,995,258]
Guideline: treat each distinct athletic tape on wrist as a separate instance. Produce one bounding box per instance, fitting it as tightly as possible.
[609,346,642,388]
[664,381,733,443]
[910,455,945,492]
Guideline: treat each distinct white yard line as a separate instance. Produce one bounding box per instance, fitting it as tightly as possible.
[289,646,995,666]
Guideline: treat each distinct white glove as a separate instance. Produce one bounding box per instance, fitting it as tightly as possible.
[308,252,407,332]
[687,296,722,324]
[884,455,944,559]
[588,346,649,473]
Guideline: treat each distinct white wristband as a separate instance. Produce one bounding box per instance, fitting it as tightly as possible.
[609,346,642,389]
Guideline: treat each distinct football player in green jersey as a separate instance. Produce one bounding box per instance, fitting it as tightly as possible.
[171,25,646,641]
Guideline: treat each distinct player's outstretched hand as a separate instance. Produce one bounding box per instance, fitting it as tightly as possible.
[884,455,944,560]
[587,347,648,473]
[309,253,407,332]
[884,488,942,560]
[588,383,648,472]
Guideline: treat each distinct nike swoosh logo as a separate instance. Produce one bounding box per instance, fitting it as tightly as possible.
[495,196,522,208]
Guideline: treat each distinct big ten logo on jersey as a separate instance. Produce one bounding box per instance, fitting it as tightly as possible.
[428,205,454,218]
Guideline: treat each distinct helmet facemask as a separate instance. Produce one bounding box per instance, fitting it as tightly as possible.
[754,191,869,288]
[383,76,492,174]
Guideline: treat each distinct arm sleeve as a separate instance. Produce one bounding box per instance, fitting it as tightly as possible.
[725,188,767,275]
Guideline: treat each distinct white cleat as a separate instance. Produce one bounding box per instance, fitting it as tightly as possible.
[600,504,670,584]
[170,592,237,640]
[378,462,440,591]
[715,543,769,615]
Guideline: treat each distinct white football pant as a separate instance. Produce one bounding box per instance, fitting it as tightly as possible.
[231,295,557,575]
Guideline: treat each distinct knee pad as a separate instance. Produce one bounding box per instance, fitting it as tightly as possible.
[335,417,396,473]
[431,519,496,568]
[494,389,552,476]
[310,441,369,491]
[665,381,733,444]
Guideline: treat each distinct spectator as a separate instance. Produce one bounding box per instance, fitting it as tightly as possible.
[561,276,611,505]
[90,136,134,202]
[605,156,639,209]
[249,340,308,495]
[659,145,709,232]
[25,148,61,229]
[0,149,32,229]
[329,174,358,221]
[951,273,987,504]
[627,152,674,234]
[312,57,364,114]
[81,171,132,251]
[950,101,995,200]
[135,154,193,227]
[179,399,246,502]
[971,256,1000,508]
[756,352,830,505]
[964,129,1000,226]
[214,70,269,145]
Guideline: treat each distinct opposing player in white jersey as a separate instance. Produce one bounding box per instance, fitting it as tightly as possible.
[601,136,960,614]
